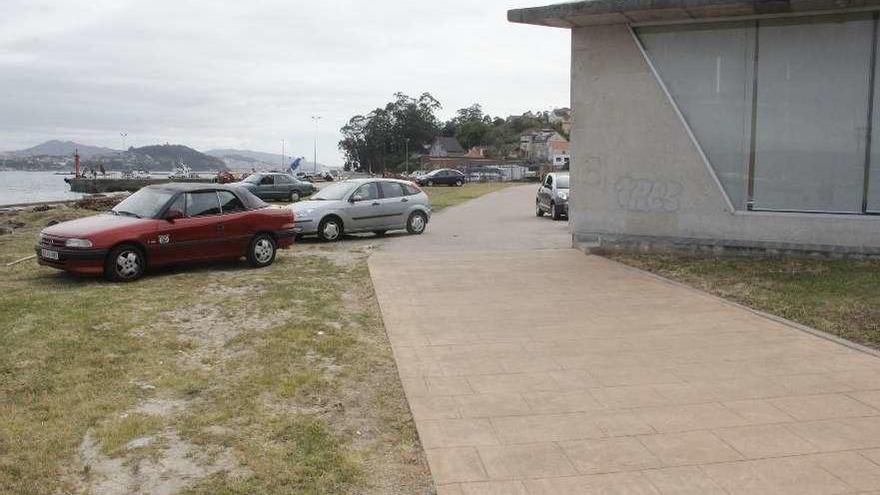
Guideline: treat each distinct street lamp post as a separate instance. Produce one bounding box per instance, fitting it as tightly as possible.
[405,138,410,174]
[120,132,127,151]
[281,140,285,169]
[311,115,322,174]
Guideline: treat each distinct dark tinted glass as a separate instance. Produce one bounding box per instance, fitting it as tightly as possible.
[218,190,246,213]
[380,182,405,198]
[186,192,221,217]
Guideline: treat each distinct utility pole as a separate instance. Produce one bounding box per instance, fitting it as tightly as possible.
[405,138,410,174]
[281,140,285,170]
[311,115,322,174]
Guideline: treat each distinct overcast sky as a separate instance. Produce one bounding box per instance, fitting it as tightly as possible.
[0,0,570,166]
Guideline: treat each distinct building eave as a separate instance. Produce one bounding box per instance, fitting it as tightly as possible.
[508,0,880,28]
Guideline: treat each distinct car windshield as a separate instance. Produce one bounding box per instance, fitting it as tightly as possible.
[111,188,176,219]
[242,174,262,184]
[312,181,357,200]
[556,175,570,188]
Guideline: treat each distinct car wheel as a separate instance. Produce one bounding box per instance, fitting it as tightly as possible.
[536,201,544,217]
[406,211,427,235]
[289,190,300,202]
[426,180,433,187]
[247,234,276,268]
[373,230,387,237]
[318,217,343,242]
[455,179,463,187]
[104,244,145,282]
[551,202,562,221]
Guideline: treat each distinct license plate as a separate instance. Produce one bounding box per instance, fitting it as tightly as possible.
[41,249,59,260]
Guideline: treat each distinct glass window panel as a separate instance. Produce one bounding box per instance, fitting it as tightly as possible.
[638,22,755,209]
[753,14,872,212]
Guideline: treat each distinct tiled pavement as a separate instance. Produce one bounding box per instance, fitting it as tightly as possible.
[369,249,880,495]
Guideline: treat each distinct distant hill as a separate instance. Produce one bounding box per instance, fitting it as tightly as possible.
[205,148,327,172]
[130,144,226,171]
[2,140,118,158]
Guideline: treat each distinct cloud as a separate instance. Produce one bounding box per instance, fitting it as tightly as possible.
[0,0,569,165]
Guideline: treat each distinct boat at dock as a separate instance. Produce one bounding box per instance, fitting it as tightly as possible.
[65,163,216,193]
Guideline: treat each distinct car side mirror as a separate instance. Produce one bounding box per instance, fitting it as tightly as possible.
[350,194,364,203]
[166,209,184,221]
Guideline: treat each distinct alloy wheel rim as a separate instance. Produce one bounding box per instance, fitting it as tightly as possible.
[323,222,340,240]
[116,251,140,278]
[291,192,299,202]
[411,215,425,233]
[254,239,273,263]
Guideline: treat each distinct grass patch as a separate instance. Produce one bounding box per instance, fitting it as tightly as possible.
[95,413,164,456]
[0,205,431,494]
[423,182,515,211]
[605,252,880,349]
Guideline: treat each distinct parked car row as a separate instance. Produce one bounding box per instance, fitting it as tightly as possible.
[35,178,432,282]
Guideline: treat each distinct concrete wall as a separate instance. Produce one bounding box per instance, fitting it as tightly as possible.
[569,23,880,255]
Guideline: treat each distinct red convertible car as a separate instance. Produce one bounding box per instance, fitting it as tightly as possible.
[36,183,296,282]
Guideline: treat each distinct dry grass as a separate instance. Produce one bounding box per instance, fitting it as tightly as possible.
[605,252,880,350]
[422,182,515,211]
[0,205,432,495]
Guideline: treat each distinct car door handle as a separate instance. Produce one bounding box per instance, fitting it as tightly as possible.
[372,202,380,206]
[216,225,225,231]
[401,198,409,202]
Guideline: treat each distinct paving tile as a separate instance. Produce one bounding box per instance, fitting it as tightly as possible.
[437,484,465,495]
[426,376,476,396]
[702,457,852,495]
[523,472,662,495]
[425,447,488,484]
[769,393,880,421]
[455,394,531,418]
[589,385,669,409]
[849,389,880,410]
[712,424,819,459]
[806,451,880,491]
[721,399,794,424]
[643,466,727,495]
[418,419,500,448]
[863,448,880,465]
[467,373,560,394]
[520,390,605,414]
[459,480,529,495]
[638,403,747,433]
[560,437,662,474]
[771,373,854,395]
[477,443,578,479]
[787,416,880,451]
[491,412,604,444]
[639,431,743,466]
[408,395,460,420]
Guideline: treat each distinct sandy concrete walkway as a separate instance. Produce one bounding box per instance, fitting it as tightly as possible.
[369,185,880,494]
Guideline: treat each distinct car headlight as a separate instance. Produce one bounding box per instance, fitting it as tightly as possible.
[558,192,568,201]
[65,238,93,248]
[295,208,316,218]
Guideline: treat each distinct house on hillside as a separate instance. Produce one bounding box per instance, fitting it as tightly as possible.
[519,129,570,166]
[509,0,880,255]
[428,137,466,157]
[549,107,572,134]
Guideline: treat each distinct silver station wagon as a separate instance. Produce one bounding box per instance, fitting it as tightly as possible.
[291,178,432,241]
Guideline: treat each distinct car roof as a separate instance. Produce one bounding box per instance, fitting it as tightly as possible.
[145,182,245,193]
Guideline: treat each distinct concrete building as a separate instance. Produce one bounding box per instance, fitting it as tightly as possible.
[510,0,880,254]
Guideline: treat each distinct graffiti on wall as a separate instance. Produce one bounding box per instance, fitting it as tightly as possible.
[615,176,682,212]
